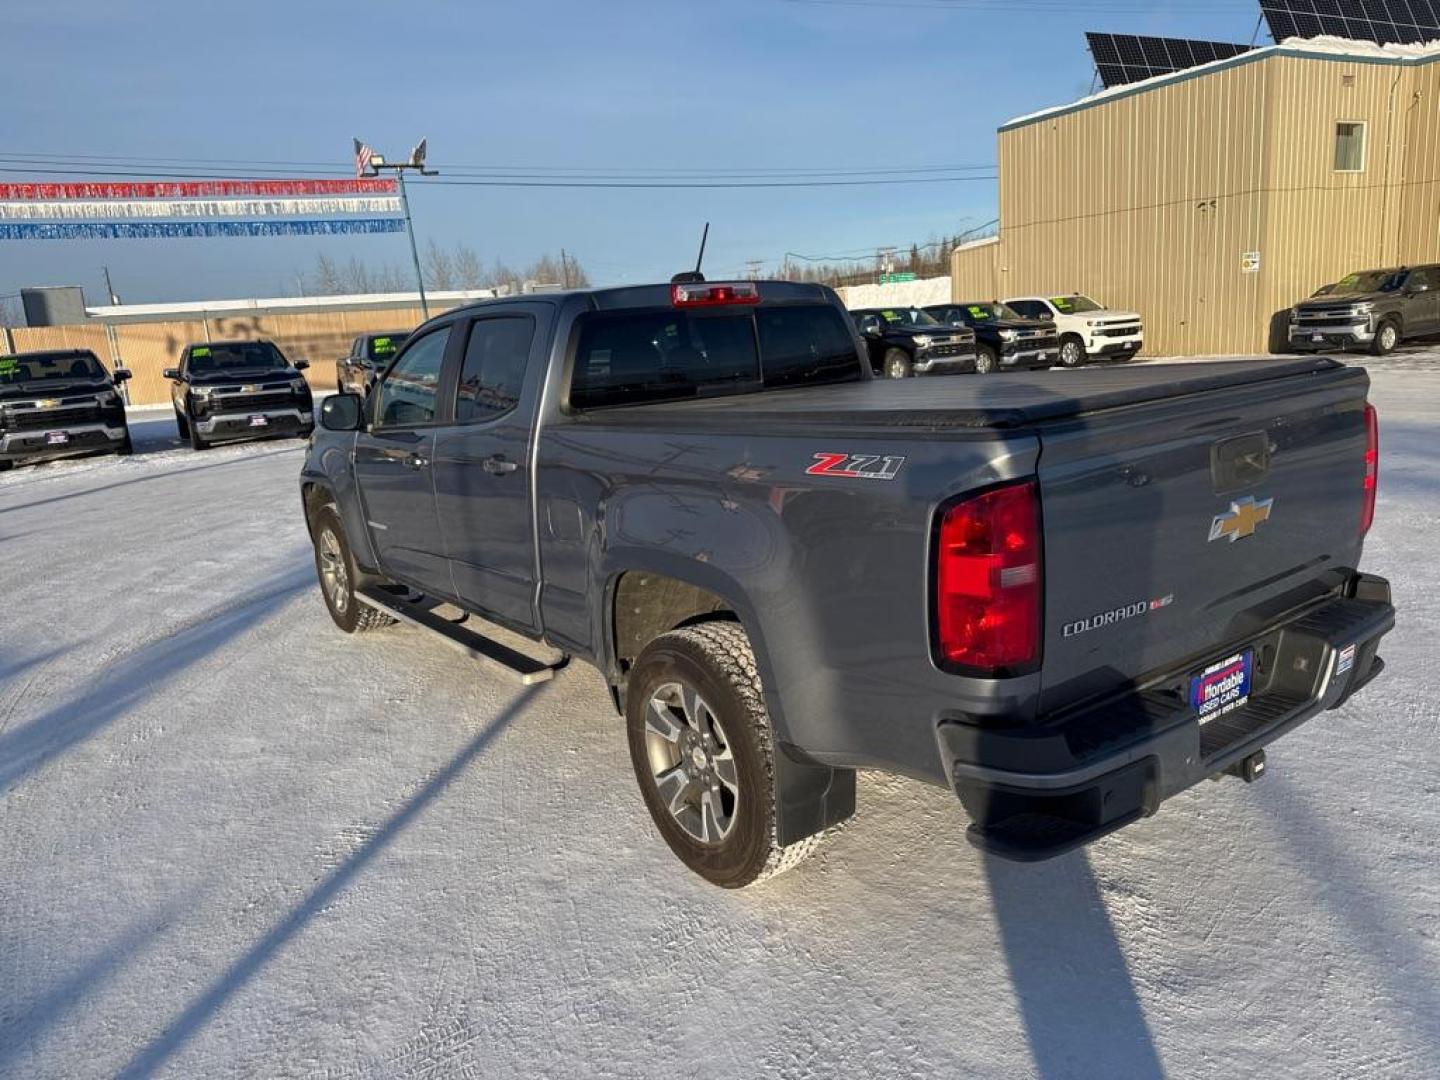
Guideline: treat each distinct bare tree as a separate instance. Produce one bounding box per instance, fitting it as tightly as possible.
[309,253,345,295]
[424,239,456,291]
[455,243,485,289]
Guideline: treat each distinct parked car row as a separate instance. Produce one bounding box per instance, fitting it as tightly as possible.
[850,293,1144,378]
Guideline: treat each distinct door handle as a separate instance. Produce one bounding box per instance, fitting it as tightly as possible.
[405,452,430,470]
[482,454,519,475]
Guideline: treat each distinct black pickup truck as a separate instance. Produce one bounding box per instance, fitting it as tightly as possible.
[925,302,1059,373]
[336,330,410,395]
[1289,264,1440,354]
[850,307,978,378]
[0,349,132,471]
[164,340,314,450]
[300,278,1394,888]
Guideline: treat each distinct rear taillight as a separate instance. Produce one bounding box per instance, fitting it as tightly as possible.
[934,480,1042,674]
[671,281,761,307]
[1361,402,1379,535]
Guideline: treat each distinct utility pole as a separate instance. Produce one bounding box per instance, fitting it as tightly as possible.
[560,248,571,289]
[102,265,120,305]
[745,259,764,281]
[356,137,437,318]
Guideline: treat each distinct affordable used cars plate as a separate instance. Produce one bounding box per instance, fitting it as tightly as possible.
[46,431,69,445]
[1190,649,1253,722]
[249,415,269,427]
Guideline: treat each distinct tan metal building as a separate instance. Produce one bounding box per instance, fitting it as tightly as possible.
[953,37,1440,356]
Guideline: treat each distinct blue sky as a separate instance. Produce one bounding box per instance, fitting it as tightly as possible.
[1,0,1269,304]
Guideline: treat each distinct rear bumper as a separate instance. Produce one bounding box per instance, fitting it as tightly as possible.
[196,407,313,439]
[936,574,1395,861]
[0,422,128,461]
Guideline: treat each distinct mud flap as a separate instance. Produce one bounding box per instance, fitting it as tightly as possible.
[774,744,856,846]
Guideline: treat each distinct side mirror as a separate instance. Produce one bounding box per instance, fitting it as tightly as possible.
[162,367,179,380]
[320,393,364,432]
[112,368,132,383]
[1410,283,1431,294]
[293,359,310,371]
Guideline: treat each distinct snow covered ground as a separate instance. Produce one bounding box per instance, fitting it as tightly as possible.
[1,349,1437,1079]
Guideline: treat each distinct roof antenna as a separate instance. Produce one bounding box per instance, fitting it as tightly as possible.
[671,222,710,284]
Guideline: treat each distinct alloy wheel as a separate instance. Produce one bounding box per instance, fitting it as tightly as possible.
[644,682,739,844]
[318,528,350,615]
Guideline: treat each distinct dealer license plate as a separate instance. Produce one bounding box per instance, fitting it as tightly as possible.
[1190,650,1253,722]
[46,431,70,446]
[248,415,269,428]
[1312,333,1324,343]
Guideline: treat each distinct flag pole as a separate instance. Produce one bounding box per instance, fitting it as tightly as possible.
[355,137,436,320]
[396,171,428,319]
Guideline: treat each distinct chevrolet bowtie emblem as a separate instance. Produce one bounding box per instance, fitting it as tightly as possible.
[1209,496,1274,543]
[36,398,60,409]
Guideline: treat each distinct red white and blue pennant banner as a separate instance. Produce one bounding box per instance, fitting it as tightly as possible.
[0,178,405,240]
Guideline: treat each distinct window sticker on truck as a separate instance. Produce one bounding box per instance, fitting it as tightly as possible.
[805,452,905,480]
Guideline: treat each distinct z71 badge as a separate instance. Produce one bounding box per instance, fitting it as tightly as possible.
[806,452,906,481]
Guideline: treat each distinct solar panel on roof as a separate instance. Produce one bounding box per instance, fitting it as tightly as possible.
[1261,1,1440,47]
[1085,32,1255,89]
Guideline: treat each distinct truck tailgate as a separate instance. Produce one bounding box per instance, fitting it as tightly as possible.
[1036,362,1372,714]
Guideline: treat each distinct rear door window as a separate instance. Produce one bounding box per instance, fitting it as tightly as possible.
[455,316,534,422]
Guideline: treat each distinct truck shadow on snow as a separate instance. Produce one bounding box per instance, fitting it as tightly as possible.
[0,564,312,793]
[110,684,547,1080]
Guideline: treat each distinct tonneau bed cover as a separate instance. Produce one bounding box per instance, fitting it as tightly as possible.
[573,358,1353,431]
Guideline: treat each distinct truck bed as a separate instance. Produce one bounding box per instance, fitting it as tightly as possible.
[572,358,1350,431]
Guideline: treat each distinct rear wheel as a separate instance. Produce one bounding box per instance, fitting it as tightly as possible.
[882,348,913,379]
[974,345,998,374]
[1059,336,1087,368]
[310,503,395,634]
[1372,318,1400,356]
[627,621,828,889]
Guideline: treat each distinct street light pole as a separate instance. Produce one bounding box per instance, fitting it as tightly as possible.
[395,171,429,318]
[357,137,437,319]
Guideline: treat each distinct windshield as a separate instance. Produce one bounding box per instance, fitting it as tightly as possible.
[873,308,940,327]
[1330,270,1405,296]
[0,351,107,385]
[960,302,1022,323]
[187,342,289,374]
[1050,295,1104,314]
[367,333,408,362]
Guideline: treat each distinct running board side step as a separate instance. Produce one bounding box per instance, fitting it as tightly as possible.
[356,587,566,685]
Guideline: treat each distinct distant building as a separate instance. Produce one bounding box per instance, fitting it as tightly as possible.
[952,36,1440,356]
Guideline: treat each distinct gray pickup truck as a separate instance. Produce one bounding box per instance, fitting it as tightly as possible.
[300,279,1394,888]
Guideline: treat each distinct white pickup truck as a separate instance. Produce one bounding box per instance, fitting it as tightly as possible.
[1005,294,1144,367]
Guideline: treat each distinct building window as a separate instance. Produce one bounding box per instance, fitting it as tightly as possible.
[1334,121,1367,172]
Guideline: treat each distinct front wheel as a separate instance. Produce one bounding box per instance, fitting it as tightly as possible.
[1059,337,1087,368]
[115,431,133,456]
[1372,319,1400,356]
[187,415,209,451]
[974,346,998,374]
[882,348,913,379]
[175,411,190,440]
[310,503,395,634]
[626,622,828,889]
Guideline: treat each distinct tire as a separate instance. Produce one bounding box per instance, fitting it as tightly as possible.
[626,621,828,889]
[0,459,11,473]
[882,348,913,379]
[1371,318,1400,356]
[1059,336,1087,368]
[115,431,133,456]
[188,420,209,451]
[175,411,189,440]
[974,345,998,374]
[310,503,395,634]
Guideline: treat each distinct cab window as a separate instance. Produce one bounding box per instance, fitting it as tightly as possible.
[373,327,449,427]
[455,316,534,422]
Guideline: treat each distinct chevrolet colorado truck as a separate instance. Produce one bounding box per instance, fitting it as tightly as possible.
[1289,265,1440,355]
[0,349,132,470]
[164,340,314,450]
[300,278,1394,888]
[925,302,1059,373]
[850,307,978,378]
[1005,294,1144,367]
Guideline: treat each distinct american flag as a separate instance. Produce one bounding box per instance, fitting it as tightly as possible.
[353,138,375,178]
